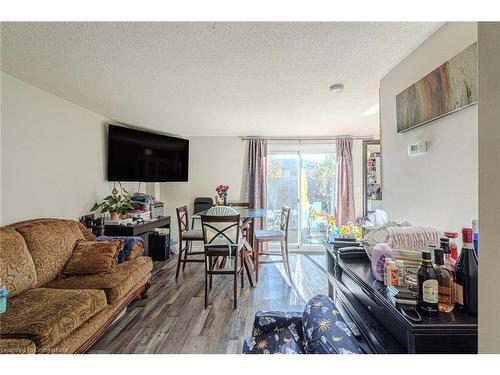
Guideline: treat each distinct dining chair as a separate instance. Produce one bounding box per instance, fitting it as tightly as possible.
[206,205,239,216]
[253,206,292,282]
[191,197,214,228]
[175,205,205,279]
[201,212,244,309]
[229,202,250,208]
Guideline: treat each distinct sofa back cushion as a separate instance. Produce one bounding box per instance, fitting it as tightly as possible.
[302,294,363,354]
[0,228,38,297]
[13,219,84,286]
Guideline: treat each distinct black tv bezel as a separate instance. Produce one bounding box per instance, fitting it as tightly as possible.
[107,124,189,182]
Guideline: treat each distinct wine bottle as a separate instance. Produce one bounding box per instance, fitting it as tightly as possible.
[472,219,479,257]
[454,228,478,316]
[417,250,438,316]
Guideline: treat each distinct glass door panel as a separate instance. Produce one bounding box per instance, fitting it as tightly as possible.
[300,153,336,246]
[266,153,300,246]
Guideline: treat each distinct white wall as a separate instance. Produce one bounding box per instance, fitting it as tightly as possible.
[478,22,500,354]
[1,72,366,237]
[379,22,478,233]
[162,137,365,242]
[0,72,121,225]
[159,136,247,241]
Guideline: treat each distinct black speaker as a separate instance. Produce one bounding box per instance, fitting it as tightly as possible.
[148,232,171,261]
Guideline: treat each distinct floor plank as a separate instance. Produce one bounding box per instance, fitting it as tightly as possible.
[88,252,327,354]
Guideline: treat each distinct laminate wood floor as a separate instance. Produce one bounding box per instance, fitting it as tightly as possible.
[88,253,327,354]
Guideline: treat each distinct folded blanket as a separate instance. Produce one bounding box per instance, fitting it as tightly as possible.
[386,227,440,252]
[96,236,144,263]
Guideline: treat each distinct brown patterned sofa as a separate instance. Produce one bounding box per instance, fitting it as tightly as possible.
[0,218,153,354]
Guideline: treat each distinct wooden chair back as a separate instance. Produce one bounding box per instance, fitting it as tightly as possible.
[201,214,241,252]
[176,205,189,236]
[280,206,291,240]
[206,206,238,216]
[229,202,250,208]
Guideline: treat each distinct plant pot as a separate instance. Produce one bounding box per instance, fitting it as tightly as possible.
[109,212,120,221]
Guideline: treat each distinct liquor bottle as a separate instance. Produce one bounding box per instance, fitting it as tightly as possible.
[472,219,479,257]
[444,232,459,261]
[428,242,437,265]
[433,248,454,313]
[417,250,438,316]
[440,237,456,272]
[454,228,478,316]
[384,257,393,286]
[388,260,398,286]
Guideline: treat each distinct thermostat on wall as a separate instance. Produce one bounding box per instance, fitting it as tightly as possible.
[408,141,427,156]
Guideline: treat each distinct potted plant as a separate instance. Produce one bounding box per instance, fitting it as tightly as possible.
[91,186,135,221]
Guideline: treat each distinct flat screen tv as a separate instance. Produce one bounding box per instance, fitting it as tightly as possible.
[107,124,189,182]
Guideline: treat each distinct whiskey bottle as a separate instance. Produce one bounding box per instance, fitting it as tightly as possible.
[417,250,438,316]
[433,248,454,313]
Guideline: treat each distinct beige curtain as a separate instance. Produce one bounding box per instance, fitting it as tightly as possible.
[336,137,355,225]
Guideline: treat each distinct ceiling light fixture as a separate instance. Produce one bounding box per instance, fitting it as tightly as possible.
[329,83,344,95]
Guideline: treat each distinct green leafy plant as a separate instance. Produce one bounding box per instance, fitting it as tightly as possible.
[90,186,135,215]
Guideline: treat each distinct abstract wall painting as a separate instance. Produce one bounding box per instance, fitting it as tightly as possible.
[396,42,478,133]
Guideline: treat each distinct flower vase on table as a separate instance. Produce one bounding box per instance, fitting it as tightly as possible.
[215,184,230,206]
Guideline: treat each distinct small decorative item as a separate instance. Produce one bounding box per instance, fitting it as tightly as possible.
[327,215,337,243]
[91,184,135,221]
[215,184,230,206]
[0,287,8,314]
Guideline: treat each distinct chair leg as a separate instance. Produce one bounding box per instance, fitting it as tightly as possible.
[175,240,184,279]
[241,251,244,288]
[233,255,238,309]
[254,241,259,283]
[283,240,292,280]
[182,241,189,271]
[209,256,213,290]
[204,264,209,309]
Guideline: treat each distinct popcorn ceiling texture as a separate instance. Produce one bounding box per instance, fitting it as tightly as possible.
[1,22,440,137]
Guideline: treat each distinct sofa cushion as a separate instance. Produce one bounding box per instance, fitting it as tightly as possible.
[0,338,37,354]
[14,219,85,285]
[45,256,152,305]
[0,228,38,297]
[302,294,363,354]
[63,240,122,275]
[76,222,97,241]
[0,288,107,351]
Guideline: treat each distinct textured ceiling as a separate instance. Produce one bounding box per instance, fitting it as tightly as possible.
[1,22,441,137]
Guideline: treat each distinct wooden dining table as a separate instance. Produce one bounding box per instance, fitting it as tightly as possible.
[192,208,267,287]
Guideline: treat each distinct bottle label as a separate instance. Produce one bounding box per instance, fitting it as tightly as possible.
[454,282,464,305]
[422,279,438,303]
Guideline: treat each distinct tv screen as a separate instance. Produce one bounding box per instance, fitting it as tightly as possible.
[107,124,189,182]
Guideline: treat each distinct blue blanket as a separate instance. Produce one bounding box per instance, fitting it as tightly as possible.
[96,236,144,263]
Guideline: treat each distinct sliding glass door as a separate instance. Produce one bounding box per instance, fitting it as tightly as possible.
[266,144,336,250]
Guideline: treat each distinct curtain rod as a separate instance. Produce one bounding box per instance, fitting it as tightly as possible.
[240,135,375,141]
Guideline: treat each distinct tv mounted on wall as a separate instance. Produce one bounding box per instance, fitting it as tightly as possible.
[107,124,189,182]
